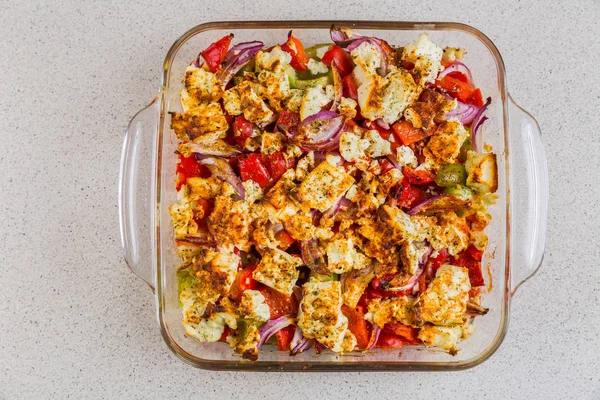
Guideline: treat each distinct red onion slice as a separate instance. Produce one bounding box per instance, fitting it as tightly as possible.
[184,142,241,157]
[437,61,474,86]
[470,97,492,152]
[199,157,245,199]
[330,25,366,47]
[180,231,216,247]
[298,111,345,152]
[299,239,328,275]
[315,341,327,354]
[217,41,264,88]
[290,326,307,354]
[375,118,390,130]
[406,195,443,216]
[367,325,381,350]
[257,315,295,348]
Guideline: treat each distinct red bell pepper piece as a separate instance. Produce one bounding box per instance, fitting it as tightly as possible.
[262,151,289,182]
[228,263,260,301]
[233,115,255,148]
[274,229,295,251]
[435,75,474,103]
[398,178,425,209]
[341,304,370,349]
[175,153,211,191]
[342,74,359,101]
[403,166,435,185]
[383,322,421,344]
[281,31,309,71]
[452,245,485,287]
[377,331,407,349]
[259,287,299,319]
[201,34,233,73]
[467,88,484,108]
[238,154,272,188]
[429,249,449,273]
[321,45,354,77]
[275,325,296,351]
[392,120,428,146]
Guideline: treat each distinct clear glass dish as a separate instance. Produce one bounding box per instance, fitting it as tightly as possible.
[118,21,548,371]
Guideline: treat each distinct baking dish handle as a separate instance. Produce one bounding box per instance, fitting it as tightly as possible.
[508,94,548,295]
[118,96,159,291]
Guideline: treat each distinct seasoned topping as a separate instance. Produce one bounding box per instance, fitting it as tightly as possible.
[297,161,354,212]
[172,28,496,359]
[252,249,303,295]
[297,279,353,352]
[416,265,470,326]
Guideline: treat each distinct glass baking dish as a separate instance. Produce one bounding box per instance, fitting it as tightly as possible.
[118,21,548,371]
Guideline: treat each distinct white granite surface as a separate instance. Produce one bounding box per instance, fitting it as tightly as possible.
[1,0,599,398]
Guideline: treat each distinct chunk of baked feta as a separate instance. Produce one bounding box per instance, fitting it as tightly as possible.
[186,248,240,304]
[252,248,303,295]
[169,200,198,239]
[300,85,335,121]
[355,66,420,124]
[339,130,370,162]
[186,176,222,201]
[182,296,238,343]
[227,320,261,361]
[423,120,469,166]
[297,161,355,212]
[396,145,418,168]
[365,296,416,328]
[400,240,429,275]
[416,265,470,326]
[242,180,264,204]
[307,58,329,75]
[180,65,223,111]
[265,169,296,209]
[239,290,270,322]
[170,102,229,141]
[207,189,253,250]
[326,237,370,274]
[418,322,473,355]
[297,279,355,352]
[378,205,420,244]
[223,81,275,124]
[428,212,470,256]
[402,33,443,85]
[284,88,305,112]
[340,265,375,308]
[465,151,498,193]
[256,45,292,70]
[338,97,358,119]
[350,41,382,75]
[363,129,392,158]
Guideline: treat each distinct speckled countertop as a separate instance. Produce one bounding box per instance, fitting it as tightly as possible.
[1,0,599,398]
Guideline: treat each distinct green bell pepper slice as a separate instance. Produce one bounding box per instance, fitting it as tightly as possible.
[436,164,467,187]
[309,270,339,282]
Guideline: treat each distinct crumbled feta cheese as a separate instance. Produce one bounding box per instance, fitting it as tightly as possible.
[239,290,270,322]
[416,265,470,326]
[338,97,358,119]
[307,58,329,75]
[351,41,382,75]
[297,279,354,352]
[339,131,370,162]
[402,33,443,85]
[363,129,392,158]
[396,146,418,168]
[242,180,264,204]
[300,85,334,121]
